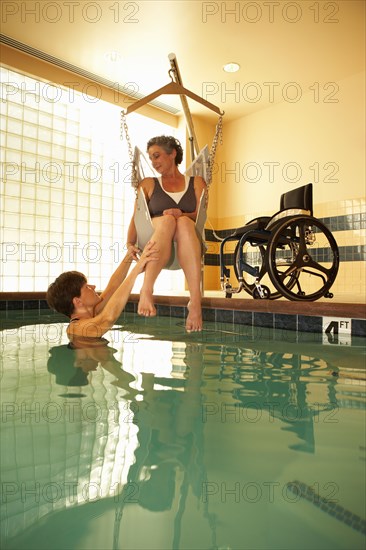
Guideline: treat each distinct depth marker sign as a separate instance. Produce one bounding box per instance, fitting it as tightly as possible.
[323,317,352,345]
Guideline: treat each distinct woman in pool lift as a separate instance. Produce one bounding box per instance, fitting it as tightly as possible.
[126,135,207,332]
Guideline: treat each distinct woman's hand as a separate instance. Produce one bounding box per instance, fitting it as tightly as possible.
[134,240,159,273]
[163,208,182,218]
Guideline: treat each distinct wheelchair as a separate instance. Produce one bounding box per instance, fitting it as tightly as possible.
[219,183,340,301]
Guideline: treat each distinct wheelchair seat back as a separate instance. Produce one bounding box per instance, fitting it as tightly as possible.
[280,183,313,214]
[266,183,313,230]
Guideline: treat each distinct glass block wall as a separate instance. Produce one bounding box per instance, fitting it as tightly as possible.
[0,67,184,292]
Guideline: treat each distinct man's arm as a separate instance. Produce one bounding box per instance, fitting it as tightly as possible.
[67,241,158,338]
[96,180,155,311]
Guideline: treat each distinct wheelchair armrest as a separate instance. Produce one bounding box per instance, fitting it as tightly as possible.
[229,217,271,237]
[245,216,271,228]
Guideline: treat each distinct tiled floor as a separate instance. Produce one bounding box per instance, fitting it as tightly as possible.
[157,289,366,304]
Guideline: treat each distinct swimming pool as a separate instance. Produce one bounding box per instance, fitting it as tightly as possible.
[1,310,365,550]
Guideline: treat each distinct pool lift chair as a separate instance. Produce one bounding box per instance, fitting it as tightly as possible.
[120,53,224,278]
[220,183,340,301]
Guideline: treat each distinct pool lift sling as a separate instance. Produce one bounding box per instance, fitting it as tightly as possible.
[120,53,224,278]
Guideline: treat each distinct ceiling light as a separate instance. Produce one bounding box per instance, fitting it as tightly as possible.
[223,62,240,73]
[104,51,122,63]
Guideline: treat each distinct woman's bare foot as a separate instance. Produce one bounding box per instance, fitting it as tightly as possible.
[138,288,156,317]
[186,301,202,332]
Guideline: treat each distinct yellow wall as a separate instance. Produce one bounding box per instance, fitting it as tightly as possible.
[205,70,365,299]
[212,71,364,226]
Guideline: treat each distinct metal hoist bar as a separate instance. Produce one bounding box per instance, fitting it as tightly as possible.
[168,53,200,162]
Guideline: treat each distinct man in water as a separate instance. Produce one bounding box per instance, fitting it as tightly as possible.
[46,241,158,338]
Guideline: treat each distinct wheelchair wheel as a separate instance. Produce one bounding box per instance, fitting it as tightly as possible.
[233,240,266,296]
[253,285,271,299]
[234,240,297,300]
[267,215,339,301]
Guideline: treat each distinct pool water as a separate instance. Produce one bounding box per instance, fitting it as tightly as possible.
[1,311,365,550]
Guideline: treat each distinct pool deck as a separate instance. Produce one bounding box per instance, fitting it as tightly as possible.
[130,292,366,319]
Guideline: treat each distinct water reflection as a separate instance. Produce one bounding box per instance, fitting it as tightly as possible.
[47,336,137,398]
[208,346,338,454]
[117,343,215,549]
[107,329,364,548]
[2,318,365,550]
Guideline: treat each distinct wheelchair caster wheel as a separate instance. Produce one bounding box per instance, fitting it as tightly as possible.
[253,286,270,299]
[225,284,233,298]
[325,292,334,299]
[297,291,305,296]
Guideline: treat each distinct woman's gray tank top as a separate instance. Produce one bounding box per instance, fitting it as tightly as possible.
[148,177,196,218]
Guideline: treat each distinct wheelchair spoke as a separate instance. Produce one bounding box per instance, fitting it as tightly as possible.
[301,268,327,284]
[303,259,332,276]
[276,264,299,281]
[294,222,332,275]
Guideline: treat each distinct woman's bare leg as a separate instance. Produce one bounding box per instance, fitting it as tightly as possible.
[138,215,176,316]
[175,217,202,331]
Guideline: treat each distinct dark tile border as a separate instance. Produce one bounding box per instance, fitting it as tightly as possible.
[352,319,366,338]
[205,214,366,242]
[0,299,365,338]
[156,304,171,317]
[298,315,323,333]
[216,309,234,324]
[274,313,297,331]
[233,310,253,326]
[205,245,366,266]
[253,311,274,329]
